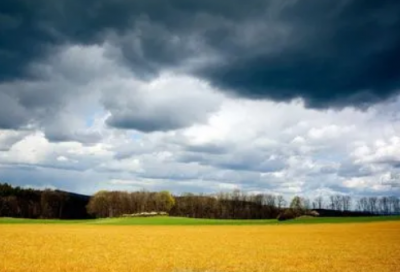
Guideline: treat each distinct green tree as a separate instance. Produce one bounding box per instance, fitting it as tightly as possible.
[289,196,305,216]
[158,191,175,212]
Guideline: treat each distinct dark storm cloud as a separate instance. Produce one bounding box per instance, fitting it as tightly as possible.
[0,92,30,129]
[199,0,400,108]
[0,0,262,80]
[0,76,92,138]
[1,0,400,108]
[0,79,68,129]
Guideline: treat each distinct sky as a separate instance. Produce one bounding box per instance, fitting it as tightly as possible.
[0,0,400,198]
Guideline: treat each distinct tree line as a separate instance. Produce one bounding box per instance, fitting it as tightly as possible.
[1,183,399,219]
[78,189,400,219]
[86,190,175,218]
[169,192,285,219]
[0,183,90,219]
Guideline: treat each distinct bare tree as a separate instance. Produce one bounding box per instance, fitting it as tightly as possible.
[314,196,324,209]
[302,197,311,210]
[277,195,286,209]
[388,196,400,214]
[368,197,378,214]
[357,197,369,212]
[379,197,390,214]
[342,196,351,211]
[329,195,336,210]
[263,194,276,207]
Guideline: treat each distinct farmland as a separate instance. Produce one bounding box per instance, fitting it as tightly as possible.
[1,218,400,272]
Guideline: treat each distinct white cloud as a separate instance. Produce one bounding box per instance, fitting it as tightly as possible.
[56,156,69,162]
[103,72,224,132]
[1,44,400,198]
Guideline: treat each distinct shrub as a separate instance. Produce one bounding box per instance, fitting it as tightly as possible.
[277,209,297,221]
[308,210,320,217]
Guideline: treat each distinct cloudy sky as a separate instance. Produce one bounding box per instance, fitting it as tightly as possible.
[1,0,400,197]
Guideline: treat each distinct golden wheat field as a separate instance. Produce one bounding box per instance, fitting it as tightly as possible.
[0,222,399,272]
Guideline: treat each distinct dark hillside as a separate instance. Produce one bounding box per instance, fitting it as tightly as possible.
[314,209,375,217]
[0,183,90,219]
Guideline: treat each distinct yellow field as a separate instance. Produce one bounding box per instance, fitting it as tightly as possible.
[1,222,399,272]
